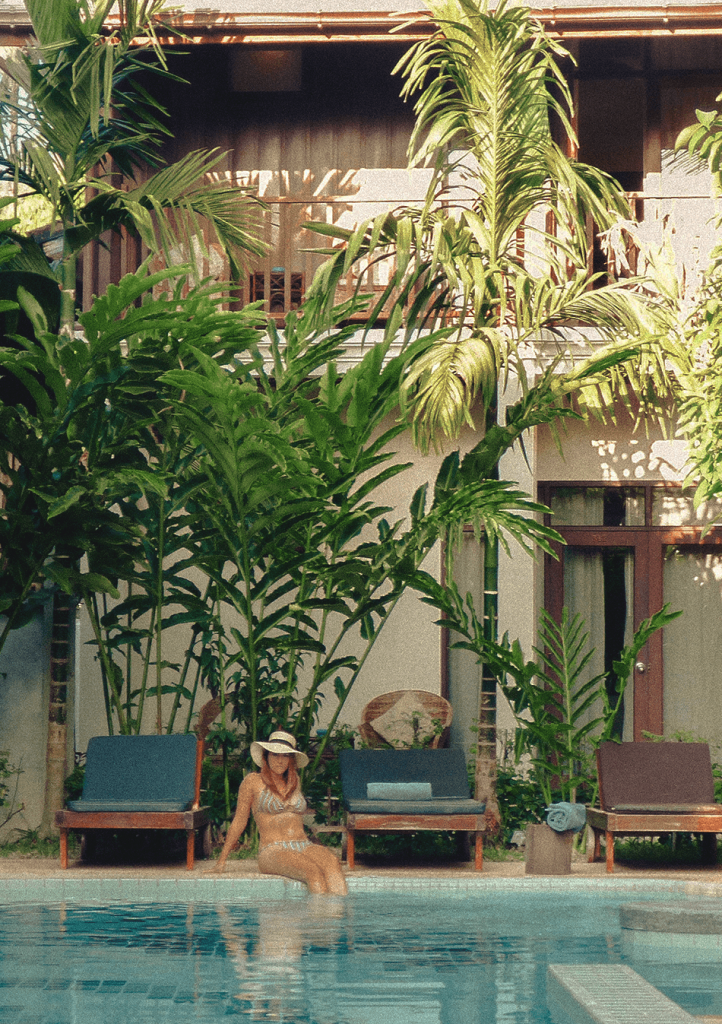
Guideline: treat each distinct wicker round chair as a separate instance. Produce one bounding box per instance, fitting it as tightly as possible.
[359,689,453,748]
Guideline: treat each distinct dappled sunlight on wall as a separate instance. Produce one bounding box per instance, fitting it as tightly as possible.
[537,411,691,483]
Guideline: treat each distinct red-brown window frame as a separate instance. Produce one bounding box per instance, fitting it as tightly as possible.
[539,481,722,740]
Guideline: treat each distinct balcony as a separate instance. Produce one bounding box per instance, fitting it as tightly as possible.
[82,189,713,323]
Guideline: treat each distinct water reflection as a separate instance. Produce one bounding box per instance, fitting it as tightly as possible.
[216,897,444,1023]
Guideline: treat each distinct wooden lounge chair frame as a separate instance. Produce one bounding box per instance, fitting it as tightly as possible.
[55,702,220,871]
[587,741,722,873]
[339,748,486,871]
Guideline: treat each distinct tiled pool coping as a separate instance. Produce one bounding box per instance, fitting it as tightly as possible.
[2,875,722,902]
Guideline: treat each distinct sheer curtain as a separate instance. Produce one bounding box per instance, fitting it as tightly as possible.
[663,548,722,751]
[559,489,606,705]
[552,489,634,740]
[551,489,602,526]
[563,549,606,697]
[562,547,635,742]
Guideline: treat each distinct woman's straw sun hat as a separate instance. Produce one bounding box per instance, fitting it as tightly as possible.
[250,730,309,769]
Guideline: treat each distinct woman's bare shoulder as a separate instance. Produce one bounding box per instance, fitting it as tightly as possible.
[240,771,263,795]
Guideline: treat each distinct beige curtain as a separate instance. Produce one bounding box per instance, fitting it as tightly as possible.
[562,546,634,742]
[663,548,722,753]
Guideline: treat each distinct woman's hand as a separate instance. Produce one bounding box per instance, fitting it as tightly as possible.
[213,774,256,871]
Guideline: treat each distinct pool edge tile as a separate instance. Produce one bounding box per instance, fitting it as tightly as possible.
[1,874,720,903]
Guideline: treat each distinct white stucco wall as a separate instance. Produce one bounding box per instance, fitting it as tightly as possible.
[0,598,55,839]
[537,411,690,484]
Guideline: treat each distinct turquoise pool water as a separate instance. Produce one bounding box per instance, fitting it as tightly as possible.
[1,881,721,1023]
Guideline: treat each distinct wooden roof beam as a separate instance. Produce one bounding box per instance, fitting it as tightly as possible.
[3,6,722,45]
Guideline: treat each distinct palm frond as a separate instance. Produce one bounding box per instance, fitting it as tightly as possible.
[24,0,84,49]
[66,150,266,272]
[301,0,659,449]
[400,329,502,450]
[1,0,180,195]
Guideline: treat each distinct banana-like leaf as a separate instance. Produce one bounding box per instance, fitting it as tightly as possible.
[0,0,263,309]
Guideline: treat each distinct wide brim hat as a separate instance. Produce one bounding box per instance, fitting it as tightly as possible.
[250,730,309,769]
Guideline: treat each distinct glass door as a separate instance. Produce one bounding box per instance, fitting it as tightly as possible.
[542,484,652,740]
[541,482,722,743]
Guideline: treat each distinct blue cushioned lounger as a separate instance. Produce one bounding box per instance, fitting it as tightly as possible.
[55,734,210,870]
[339,748,486,870]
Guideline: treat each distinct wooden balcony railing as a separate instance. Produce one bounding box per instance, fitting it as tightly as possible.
[81,192,648,319]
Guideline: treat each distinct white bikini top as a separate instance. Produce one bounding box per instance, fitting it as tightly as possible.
[255,786,307,816]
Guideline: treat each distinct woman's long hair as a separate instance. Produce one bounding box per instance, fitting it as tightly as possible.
[259,751,299,801]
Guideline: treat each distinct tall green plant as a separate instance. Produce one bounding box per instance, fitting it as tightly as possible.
[68,271,267,737]
[433,584,681,806]
[4,265,554,773]
[667,243,722,511]
[0,0,264,334]
[0,266,266,715]
[158,295,563,787]
[305,0,664,444]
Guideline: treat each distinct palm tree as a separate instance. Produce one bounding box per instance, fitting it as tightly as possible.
[305,0,673,821]
[0,0,266,835]
[0,0,264,334]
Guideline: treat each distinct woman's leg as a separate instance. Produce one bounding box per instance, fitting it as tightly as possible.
[258,844,346,895]
[304,843,348,895]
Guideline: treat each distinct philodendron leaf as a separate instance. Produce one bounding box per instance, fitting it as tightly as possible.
[44,561,120,599]
[44,486,87,519]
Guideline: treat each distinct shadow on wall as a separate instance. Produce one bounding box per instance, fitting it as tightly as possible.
[0,598,54,839]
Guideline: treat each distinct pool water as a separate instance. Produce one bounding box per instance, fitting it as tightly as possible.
[1,888,721,1023]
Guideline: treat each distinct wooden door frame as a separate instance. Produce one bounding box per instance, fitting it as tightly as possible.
[539,482,722,740]
[544,530,654,739]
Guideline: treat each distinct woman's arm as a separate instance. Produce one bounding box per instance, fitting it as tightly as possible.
[214,773,257,871]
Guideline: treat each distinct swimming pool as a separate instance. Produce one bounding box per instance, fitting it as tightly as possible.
[1,879,721,1023]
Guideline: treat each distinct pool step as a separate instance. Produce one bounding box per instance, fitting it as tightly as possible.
[547,964,697,1024]
[620,901,722,961]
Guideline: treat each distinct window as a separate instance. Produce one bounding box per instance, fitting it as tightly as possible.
[541,482,722,745]
[249,270,304,314]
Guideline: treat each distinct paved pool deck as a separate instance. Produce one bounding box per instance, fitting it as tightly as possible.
[2,852,722,883]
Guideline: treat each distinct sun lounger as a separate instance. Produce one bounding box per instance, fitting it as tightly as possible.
[587,741,722,873]
[339,748,486,870]
[55,733,210,870]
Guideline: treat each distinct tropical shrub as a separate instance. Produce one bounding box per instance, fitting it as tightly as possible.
[494,763,548,843]
[157,294,561,802]
[201,756,245,833]
[433,583,681,807]
[0,260,568,829]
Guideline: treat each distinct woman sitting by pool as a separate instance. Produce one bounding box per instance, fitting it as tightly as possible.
[214,730,347,895]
